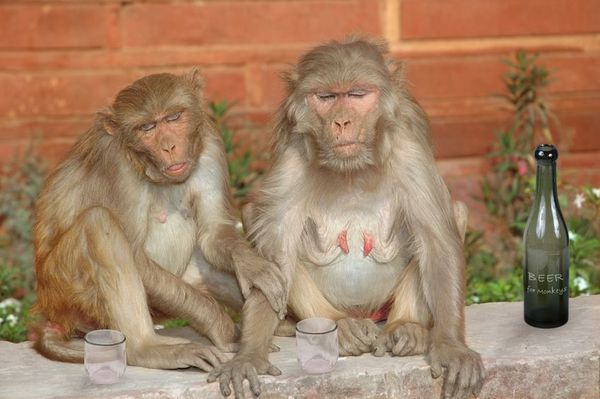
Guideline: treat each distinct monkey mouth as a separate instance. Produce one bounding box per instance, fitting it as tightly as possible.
[165,162,188,176]
[334,141,362,156]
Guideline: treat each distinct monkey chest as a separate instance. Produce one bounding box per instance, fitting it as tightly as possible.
[144,206,197,277]
[299,205,411,308]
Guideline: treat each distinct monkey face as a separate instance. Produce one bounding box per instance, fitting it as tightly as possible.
[104,71,206,185]
[305,85,381,172]
[133,109,198,183]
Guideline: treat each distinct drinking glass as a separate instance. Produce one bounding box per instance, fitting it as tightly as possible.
[84,329,127,384]
[296,317,338,374]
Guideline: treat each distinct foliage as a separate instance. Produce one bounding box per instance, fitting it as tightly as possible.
[467,51,600,304]
[0,297,32,343]
[209,101,264,204]
[0,143,46,342]
[0,143,46,295]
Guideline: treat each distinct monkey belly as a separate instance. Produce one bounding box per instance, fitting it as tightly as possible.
[305,255,403,314]
[144,210,197,276]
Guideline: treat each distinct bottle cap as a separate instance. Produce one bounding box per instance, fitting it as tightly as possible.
[534,144,558,161]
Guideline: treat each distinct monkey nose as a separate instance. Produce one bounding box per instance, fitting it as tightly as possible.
[333,119,351,130]
[162,143,176,153]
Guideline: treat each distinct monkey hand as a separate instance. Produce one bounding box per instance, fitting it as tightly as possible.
[207,353,281,399]
[337,318,380,356]
[427,341,485,399]
[232,251,288,320]
[372,321,428,357]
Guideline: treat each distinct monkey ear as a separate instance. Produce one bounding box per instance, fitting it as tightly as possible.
[97,110,118,136]
[185,67,204,93]
[388,60,406,86]
[281,68,300,92]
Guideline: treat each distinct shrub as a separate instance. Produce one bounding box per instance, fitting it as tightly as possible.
[467,51,600,304]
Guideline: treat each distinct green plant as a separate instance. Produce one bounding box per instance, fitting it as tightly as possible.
[0,297,32,342]
[209,101,263,204]
[0,142,47,296]
[0,142,46,342]
[566,186,600,296]
[479,51,561,272]
[467,51,599,303]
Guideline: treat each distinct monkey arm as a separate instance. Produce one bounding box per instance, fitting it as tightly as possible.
[192,135,287,318]
[133,250,236,348]
[400,157,485,397]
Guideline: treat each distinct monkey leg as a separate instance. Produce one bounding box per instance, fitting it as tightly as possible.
[138,256,237,350]
[373,201,468,358]
[40,207,230,370]
[372,258,432,357]
[288,263,380,356]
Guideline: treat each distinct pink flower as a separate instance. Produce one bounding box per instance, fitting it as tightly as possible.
[517,160,528,176]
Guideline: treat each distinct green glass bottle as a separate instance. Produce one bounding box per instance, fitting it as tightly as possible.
[523,144,569,328]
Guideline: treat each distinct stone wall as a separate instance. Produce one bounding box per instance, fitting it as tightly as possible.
[1,296,599,398]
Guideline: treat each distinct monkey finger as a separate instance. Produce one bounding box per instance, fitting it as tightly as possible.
[472,366,486,396]
[231,371,245,399]
[218,373,233,397]
[342,319,375,347]
[430,361,443,379]
[238,363,261,397]
[207,370,219,383]
[269,343,280,353]
[266,364,282,376]
[372,334,391,357]
[186,357,213,372]
[219,342,240,353]
[211,347,234,364]
[198,346,227,367]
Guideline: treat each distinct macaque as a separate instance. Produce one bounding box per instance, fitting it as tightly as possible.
[235,38,485,398]
[31,69,286,385]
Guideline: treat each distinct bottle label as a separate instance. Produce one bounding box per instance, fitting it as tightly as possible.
[524,248,569,296]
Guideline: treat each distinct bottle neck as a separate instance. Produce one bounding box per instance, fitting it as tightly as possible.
[534,160,558,204]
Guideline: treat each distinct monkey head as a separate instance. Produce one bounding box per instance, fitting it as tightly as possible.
[281,38,398,173]
[101,69,207,184]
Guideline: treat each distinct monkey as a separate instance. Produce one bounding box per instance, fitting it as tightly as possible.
[30,69,287,384]
[217,38,486,399]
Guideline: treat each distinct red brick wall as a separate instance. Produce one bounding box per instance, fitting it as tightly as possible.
[1,0,599,213]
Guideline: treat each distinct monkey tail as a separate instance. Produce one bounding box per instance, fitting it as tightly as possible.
[31,321,85,364]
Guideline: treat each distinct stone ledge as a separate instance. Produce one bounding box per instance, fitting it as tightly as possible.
[1,295,599,399]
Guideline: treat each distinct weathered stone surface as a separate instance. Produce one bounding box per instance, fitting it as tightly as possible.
[1,296,599,399]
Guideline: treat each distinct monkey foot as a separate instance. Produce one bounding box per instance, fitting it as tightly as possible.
[337,230,349,254]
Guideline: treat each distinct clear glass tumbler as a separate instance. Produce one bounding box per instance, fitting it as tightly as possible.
[296,317,338,374]
[84,329,127,384]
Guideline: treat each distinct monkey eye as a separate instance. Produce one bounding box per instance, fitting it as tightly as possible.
[348,90,368,98]
[316,93,336,102]
[139,122,156,132]
[165,111,183,122]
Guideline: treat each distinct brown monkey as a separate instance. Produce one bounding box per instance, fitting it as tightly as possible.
[31,69,286,381]
[234,38,485,399]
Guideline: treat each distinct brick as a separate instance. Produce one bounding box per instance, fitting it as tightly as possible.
[0,72,135,118]
[202,68,247,104]
[0,47,305,72]
[403,52,600,101]
[557,111,600,153]
[0,118,90,142]
[546,53,600,94]
[0,4,114,50]
[123,1,381,47]
[405,56,506,100]
[252,65,288,108]
[430,116,509,159]
[401,0,600,40]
